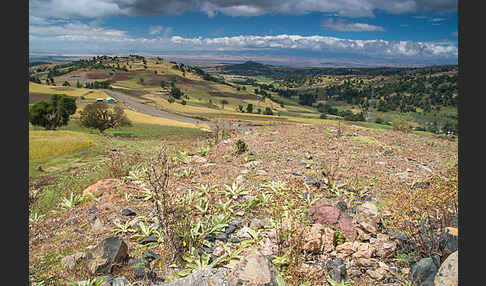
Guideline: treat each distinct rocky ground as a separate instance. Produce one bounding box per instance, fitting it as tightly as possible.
[29,121,458,285]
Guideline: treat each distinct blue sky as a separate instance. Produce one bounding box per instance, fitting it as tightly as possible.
[29,0,458,67]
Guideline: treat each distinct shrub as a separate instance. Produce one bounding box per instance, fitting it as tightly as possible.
[29,94,77,130]
[319,113,327,119]
[263,107,273,115]
[375,117,384,124]
[235,139,248,154]
[180,99,187,105]
[79,102,131,133]
[391,119,411,133]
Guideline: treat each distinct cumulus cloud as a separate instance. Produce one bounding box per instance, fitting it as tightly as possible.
[29,0,457,19]
[321,18,386,32]
[29,20,457,62]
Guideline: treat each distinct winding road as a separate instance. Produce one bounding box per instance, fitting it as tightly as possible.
[103,89,210,126]
[103,89,249,130]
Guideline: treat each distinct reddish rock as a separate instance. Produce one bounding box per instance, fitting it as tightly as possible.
[309,202,357,242]
[309,203,340,224]
[83,179,122,198]
[302,223,325,253]
[322,228,336,253]
[338,213,357,241]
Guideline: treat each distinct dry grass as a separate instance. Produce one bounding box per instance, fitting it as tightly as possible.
[124,109,207,129]
[29,130,94,160]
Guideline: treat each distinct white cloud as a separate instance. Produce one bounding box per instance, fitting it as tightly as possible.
[321,18,386,32]
[148,25,163,35]
[29,20,457,61]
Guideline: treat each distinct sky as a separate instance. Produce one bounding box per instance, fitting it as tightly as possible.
[29,0,458,67]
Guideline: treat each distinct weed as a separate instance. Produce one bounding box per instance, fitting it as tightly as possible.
[235,139,248,154]
[60,192,86,209]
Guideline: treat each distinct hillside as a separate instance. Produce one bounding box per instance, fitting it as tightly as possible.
[28,55,458,286]
[29,120,457,285]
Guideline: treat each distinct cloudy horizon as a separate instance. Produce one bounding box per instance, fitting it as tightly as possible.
[29,0,458,67]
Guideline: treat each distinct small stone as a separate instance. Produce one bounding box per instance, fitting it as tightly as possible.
[89,205,98,214]
[367,269,384,280]
[111,276,130,286]
[359,221,377,235]
[227,251,280,285]
[140,234,158,245]
[86,236,128,275]
[305,164,312,169]
[335,201,347,212]
[92,217,105,232]
[249,217,271,229]
[121,208,136,216]
[326,258,347,283]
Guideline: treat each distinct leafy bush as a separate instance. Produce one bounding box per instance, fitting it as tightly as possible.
[263,107,273,115]
[391,119,411,133]
[79,102,131,133]
[29,94,77,130]
[235,139,248,154]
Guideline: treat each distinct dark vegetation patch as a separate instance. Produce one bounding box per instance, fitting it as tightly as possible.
[29,93,52,104]
[85,71,111,80]
[209,91,259,100]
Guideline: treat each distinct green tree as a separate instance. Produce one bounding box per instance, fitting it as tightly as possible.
[169,85,184,99]
[246,103,253,113]
[79,102,131,133]
[29,94,77,130]
[263,107,273,115]
[220,99,229,109]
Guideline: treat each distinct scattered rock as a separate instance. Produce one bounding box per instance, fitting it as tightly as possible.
[86,236,129,275]
[249,217,271,229]
[236,226,254,240]
[112,276,130,286]
[439,228,458,258]
[409,256,440,286]
[335,201,347,212]
[434,251,458,286]
[121,208,137,216]
[140,234,158,245]
[207,232,228,243]
[291,170,301,176]
[227,251,280,286]
[61,252,87,270]
[371,234,398,259]
[366,269,384,280]
[352,242,375,259]
[304,175,322,188]
[325,257,347,283]
[89,205,98,214]
[92,217,105,233]
[309,202,357,241]
[82,179,122,198]
[303,223,325,253]
[305,164,312,169]
[359,221,377,235]
[154,267,227,286]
